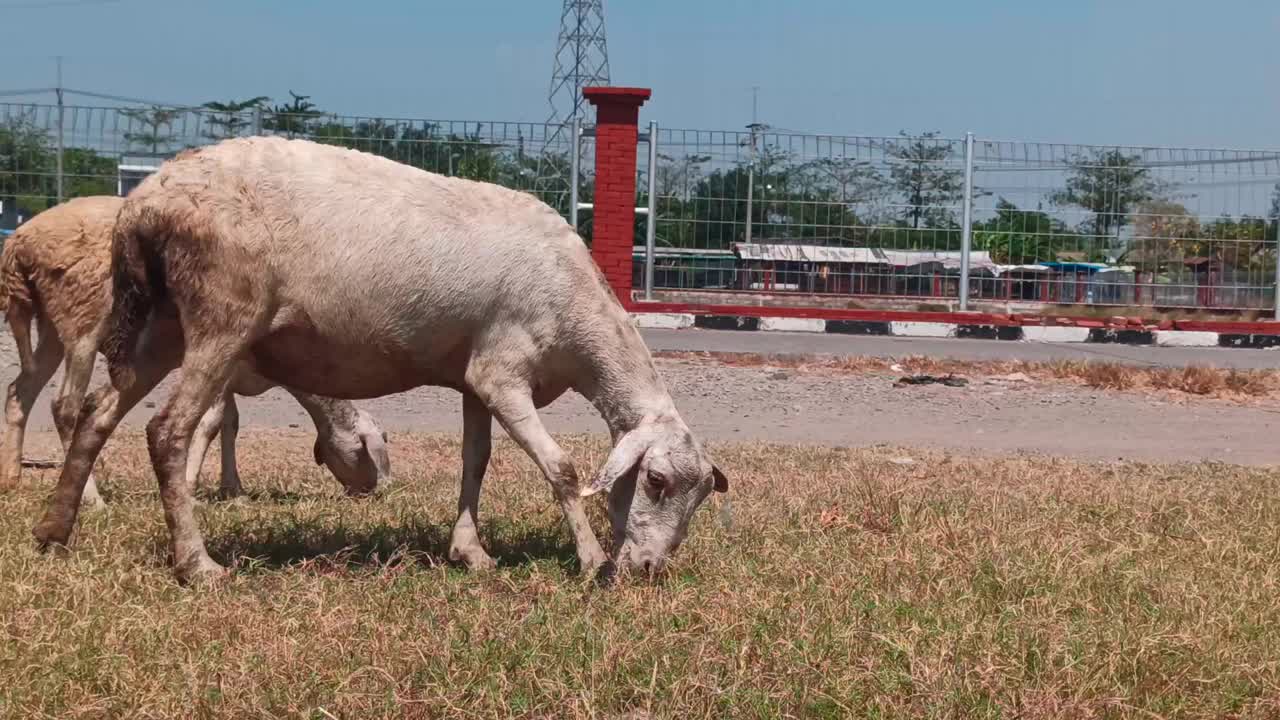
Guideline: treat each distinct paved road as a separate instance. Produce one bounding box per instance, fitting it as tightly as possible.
[4,328,1278,466]
[639,328,1280,369]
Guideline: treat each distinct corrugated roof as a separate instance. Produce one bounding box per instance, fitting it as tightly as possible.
[731,243,1059,275]
[720,242,1165,277]
[732,243,887,264]
[998,264,1055,274]
[878,249,995,270]
[1040,261,1111,274]
[631,246,735,257]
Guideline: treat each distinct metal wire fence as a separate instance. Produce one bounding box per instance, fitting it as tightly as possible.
[970,140,1280,311]
[646,128,970,300]
[0,102,577,225]
[643,126,1280,313]
[3,100,1279,315]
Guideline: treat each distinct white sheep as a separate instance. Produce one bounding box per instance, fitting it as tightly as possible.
[1,196,391,504]
[32,137,727,585]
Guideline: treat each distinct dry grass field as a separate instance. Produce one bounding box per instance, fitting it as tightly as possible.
[3,430,1280,718]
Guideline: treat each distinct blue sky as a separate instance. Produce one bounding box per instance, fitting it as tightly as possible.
[4,0,1278,147]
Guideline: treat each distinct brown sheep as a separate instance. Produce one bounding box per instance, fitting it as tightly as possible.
[1,196,391,505]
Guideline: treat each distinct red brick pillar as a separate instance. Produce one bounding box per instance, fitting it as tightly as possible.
[584,86,651,307]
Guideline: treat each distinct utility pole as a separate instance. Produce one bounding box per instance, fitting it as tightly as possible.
[747,84,762,243]
[55,56,64,204]
[744,87,764,245]
[744,125,758,245]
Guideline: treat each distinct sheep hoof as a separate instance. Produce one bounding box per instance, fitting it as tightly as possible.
[175,556,229,587]
[449,543,497,572]
[80,494,107,512]
[32,511,77,551]
[215,484,243,502]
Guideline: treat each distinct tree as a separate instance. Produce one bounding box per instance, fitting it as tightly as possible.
[654,153,710,200]
[310,117,398,157]
[0,116,118,216]
[264,91,322,137]
[972,198,1072,264]
[516,149,574,220]
[884,131,965,229]
[802,157,886,206]
[798,157,892,231]
[121,106,181,154]
[201,96,270,140]
[681,146,865,250]
[1127,200,1200,269]
[426,127,505,181]
[492,143,547,191]
[1050,149,1165,246]
[743,145,809,242]
[1269,182,1280,244]
[1201,215,1269,271]
[648,153,710,250]
[60,148,117,200]
[0,116,54,214]
[684,166,754,249]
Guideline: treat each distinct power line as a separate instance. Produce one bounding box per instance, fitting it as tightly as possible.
[0,86,190,108]
[545,0,610,129]
[63,88,192,109]
[0,0,123,8]
[0,88,56,98]
[537,0,611,200]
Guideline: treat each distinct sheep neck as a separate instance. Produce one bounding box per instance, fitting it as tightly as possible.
[573,324,674,439]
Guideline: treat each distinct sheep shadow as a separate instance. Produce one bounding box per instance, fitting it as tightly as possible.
[195,488,311,505]
[194,516,581,573]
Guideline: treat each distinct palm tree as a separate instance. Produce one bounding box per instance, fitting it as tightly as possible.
[120,106,181,154]
[263,91,323,138]
[201,96,270,140]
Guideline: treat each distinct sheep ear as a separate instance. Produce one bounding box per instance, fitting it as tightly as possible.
[362,428,392,480]
[581,429,652,497]
[712,465,729,493]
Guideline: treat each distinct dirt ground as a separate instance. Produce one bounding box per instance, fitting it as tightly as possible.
[4,330,1277,467]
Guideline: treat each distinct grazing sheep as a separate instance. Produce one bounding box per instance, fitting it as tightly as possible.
[1,196,391,505]
[32,137,728,585]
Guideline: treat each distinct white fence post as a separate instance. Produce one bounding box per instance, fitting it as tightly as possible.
[958,131,975,311]
[1273,217,1280,320]
[569,117,581,231]
[644,120,658,301]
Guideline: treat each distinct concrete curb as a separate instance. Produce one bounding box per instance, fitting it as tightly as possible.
[632,313,696,330]
[888,321,955,338]
[1153,330,1220,348]
[1021,326,1091,343]
[631,312,1280,349]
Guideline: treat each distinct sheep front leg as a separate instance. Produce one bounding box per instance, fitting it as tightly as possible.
[449,392,495,570]
[0,317,62,490]
[32,364,167,548]
[481,388,607,575]
[216,393,242,499]
[183,391,227,499]
[33,315,184,549]
[51,339,104,509]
